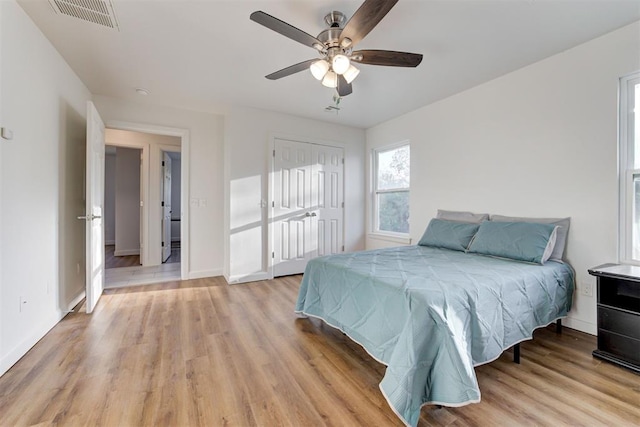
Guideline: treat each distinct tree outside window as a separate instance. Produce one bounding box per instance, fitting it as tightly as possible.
[375,144,410,234]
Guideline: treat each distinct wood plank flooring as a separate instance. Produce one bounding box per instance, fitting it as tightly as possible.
[0,275,638,426]
[105,243,180,269]
[105,244,140,269]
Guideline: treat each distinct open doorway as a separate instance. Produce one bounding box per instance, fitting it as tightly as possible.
[104,145,142,269]
[162,150,181,264]
[103,128,184,288]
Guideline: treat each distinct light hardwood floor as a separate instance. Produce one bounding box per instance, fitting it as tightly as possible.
[105,243,180,270]
[0,275,638,426]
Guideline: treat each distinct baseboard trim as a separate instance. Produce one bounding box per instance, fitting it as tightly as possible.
[188,269,223,280]
[114,249,140,256]
[68,291,86,312]
[227,271,270,284]
[0,287,89,376]
[0,311,62,376]
[563,316,596,336]
[105,240,115,246]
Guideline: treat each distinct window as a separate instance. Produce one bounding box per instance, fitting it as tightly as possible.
[373,143,410,235]
[620,72,640,263]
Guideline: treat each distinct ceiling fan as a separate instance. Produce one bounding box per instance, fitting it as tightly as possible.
[250,0,423,97]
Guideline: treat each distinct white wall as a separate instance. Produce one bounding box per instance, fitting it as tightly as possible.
[0,0,91,375]
[95,96,224,278]
[224,106,366,283]
[114,147,141,256]
[366,21,640,335]
[104,152,116,244]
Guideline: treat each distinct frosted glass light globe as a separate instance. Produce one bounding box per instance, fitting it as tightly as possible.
[322,71,338,88]
[310,60,330,80]
[332,54,350,75]
[343,65,360,84]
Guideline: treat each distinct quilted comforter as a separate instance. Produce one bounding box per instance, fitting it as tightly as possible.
[295,245,574,426]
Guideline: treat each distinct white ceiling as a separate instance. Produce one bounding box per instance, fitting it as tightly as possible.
[17,0,640,129]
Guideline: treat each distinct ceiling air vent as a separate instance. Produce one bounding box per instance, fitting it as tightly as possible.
[48,0,119,31]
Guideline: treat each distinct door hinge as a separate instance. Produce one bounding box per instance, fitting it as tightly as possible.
[341,202,344,208]
[272,251,275,258]
[162,241,165,246]
[273,149,276,157]
[272,201,275,208]
[161,201,164,207]
[162,160,165,166]
[342,245,345,252]
[341,158,344,164]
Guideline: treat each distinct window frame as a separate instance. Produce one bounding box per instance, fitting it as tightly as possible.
[619,72,640,264]
[371,141,411,240]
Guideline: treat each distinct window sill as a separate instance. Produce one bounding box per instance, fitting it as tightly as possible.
[617,259,640,267]
[368,232,412,245]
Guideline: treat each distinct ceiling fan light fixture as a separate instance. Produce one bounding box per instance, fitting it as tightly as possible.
[343,65,360,84]
[332,54,350,75]
[322,70,338,88]
[310,59,330,80]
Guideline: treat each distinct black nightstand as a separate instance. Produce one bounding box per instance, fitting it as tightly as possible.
[588,264,640,373]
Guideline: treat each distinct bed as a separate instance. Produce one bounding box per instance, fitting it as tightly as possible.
[294,216,574,427]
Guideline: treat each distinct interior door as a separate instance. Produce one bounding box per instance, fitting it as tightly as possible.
[273,139,312,276]
[81,101,106,313]
[312,145,344,257]
[161,152,172,262]
[272,139,345,277]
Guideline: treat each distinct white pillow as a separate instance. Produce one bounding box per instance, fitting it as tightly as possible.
[437,209,489,224]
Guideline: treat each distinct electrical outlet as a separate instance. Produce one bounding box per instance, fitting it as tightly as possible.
[580,281,594,297]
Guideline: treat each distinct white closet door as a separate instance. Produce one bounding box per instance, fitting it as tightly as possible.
[312,145,344,257]
[273,139,312,276]
[272,138,345,277]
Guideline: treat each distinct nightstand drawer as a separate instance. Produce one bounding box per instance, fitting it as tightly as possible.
[597,330,640,365]
[598,306,640,340]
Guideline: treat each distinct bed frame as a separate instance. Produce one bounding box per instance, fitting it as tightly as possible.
[512,319,562,363]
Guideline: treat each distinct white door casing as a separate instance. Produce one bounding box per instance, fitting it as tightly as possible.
[83,101,106,313]
[161,152,172,262]
[272,138,344,277]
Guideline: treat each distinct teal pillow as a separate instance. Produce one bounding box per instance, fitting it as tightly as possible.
[468,221,558,264]
[418,219,480,251]
[490,215,570,260]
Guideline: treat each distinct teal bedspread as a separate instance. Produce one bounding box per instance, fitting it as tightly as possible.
[295,245,574,426]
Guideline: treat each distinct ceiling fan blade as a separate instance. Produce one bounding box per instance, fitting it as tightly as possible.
[337,75,353,97]
[352,50,423,67]
[265,59,317,80]
[250,11,324,50]
[340,0,399,47]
